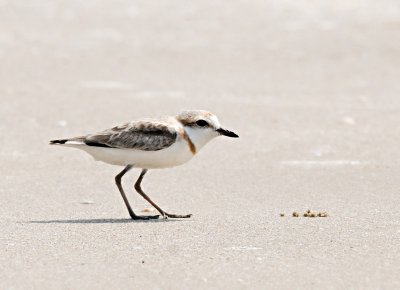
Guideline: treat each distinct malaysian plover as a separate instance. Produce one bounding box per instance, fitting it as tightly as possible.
[50,110,238,220]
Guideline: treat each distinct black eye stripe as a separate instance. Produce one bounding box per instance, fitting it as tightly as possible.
[195,120,209,127]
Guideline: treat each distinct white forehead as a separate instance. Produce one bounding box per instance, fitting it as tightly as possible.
[208,114,221,127]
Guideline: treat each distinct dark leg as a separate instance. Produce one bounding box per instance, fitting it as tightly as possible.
[134,169,192,219]
[115,165,159,220]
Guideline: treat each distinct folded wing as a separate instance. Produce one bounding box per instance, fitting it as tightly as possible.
[84,121,178,151]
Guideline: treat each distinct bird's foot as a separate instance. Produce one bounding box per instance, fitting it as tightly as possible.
[163,213,192,219]
[131,214,160,220]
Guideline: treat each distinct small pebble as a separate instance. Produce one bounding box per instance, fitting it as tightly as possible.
[80,200,95,205]
[283,210,329,218]
[142,208,155,213]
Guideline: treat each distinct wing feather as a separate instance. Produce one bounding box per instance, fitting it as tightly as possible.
[84,121,177,151]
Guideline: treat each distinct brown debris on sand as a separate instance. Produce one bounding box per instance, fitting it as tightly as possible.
[281,210,329,218]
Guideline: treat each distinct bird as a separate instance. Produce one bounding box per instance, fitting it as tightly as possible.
[50,110,238,220]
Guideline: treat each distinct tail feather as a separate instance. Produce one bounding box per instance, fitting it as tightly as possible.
[50,137,86,146]
[50,139,69,145]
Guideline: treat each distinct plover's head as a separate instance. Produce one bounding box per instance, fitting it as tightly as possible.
[176,110,238,151]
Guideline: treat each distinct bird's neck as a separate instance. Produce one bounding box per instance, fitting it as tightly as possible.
[183,127,214,152]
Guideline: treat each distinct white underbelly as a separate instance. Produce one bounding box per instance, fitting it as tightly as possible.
[72,139,194,168]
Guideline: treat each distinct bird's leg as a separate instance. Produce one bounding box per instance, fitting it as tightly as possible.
[134,169,192,219]
[115,165,159,220]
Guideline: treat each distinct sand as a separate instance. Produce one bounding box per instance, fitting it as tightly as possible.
[1,1,400,289]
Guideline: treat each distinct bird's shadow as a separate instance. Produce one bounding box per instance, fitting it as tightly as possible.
[27,217,190,224]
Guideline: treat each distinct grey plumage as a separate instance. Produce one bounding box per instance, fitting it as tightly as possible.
[86,121,178,151]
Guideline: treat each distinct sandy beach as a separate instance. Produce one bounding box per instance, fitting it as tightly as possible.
[1,1,400,289]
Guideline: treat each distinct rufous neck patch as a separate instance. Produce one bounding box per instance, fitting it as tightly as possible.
[179,128,196,155]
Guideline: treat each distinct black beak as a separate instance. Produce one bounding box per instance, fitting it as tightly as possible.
[216,128,239,138]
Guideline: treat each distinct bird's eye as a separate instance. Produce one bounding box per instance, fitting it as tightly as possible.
[195,120,208,127]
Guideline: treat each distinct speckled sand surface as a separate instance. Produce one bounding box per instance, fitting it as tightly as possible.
[1,1,400,289]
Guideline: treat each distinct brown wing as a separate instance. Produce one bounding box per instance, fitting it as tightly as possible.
[84,120,177,151]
